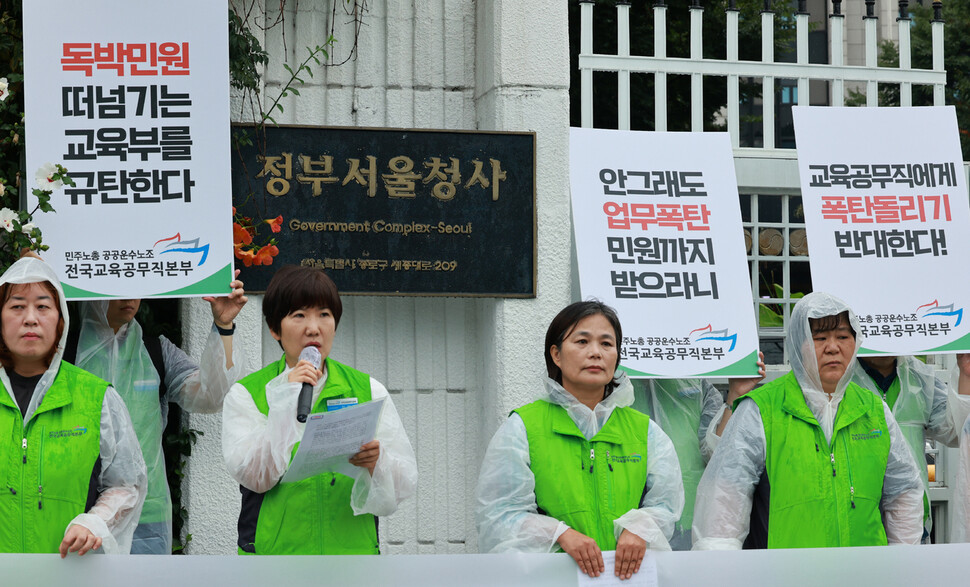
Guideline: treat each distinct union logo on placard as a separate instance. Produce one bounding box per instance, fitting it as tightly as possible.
[154,232,210,266]
[688,324,737,352]
[916,299,963,327]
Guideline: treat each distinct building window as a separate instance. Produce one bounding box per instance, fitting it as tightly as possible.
[740,192,810,368]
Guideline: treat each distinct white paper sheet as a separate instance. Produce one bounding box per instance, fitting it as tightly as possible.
[281,398,385,483]
[576,551,657,587]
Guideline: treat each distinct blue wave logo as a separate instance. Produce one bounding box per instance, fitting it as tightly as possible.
[916,299,963,327]
[154,232,210,266]
[689,324,737,352]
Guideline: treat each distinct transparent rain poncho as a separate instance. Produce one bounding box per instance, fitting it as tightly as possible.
[850,354,970,533]
[476,372,685,553]
[222,364,417,516]
[74,300,245,554]
[952,416,970,543]
[0,257,147,553]
[692,292,924,549]
[630,378,721,550]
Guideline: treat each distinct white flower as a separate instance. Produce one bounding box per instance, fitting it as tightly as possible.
[0,182,5,197]
[35,163,63,191]
[0,208,17,232]
[0,78,9,102]
[21,222,35,234]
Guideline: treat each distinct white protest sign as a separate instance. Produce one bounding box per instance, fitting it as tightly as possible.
[23,0,231,299]
[793,106,970,355]
[569,128,759,378]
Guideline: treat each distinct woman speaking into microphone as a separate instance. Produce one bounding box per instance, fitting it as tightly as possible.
[221,265,417,555]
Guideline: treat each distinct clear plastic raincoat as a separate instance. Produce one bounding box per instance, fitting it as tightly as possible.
[476,372,684,553]
[630,378,721,550]
[0,257,146,553]
[692,292,924,549]
[74,301,245,554]
[850,354,970,534]
[952,415,970,542]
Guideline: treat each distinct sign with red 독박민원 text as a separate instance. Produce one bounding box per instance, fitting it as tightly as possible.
[23,0,232,299]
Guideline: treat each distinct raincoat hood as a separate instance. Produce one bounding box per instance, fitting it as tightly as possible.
[786,291,863,398]
[77,300,124,344]
[0,257,70,366]
[0,257,72,422]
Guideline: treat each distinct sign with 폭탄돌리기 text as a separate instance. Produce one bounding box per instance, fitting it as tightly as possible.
[231,124,535,296]
[569,128,759,378]
[793,106,970,355]
[23,0,233,299]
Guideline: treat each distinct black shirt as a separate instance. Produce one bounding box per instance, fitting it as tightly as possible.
[9,371,44,419]
[858,358,897,393]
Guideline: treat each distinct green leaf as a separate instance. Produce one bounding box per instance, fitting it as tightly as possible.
[759,304,784,328]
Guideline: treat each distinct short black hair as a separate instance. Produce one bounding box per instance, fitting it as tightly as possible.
[544,300,623,393]
[809,311,856,338]
[262,265,342,336]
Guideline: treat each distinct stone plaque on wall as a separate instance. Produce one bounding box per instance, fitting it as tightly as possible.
[232,124,536,296]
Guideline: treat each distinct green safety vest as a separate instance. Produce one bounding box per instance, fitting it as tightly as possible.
[0,362,108,552]
[514,400,649,550]
[743,372,891,548]
[237,355,377,555]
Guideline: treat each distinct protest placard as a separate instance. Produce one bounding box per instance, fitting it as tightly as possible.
[24,0,231,298]
[569,128,759,377]
[793,106,970,355]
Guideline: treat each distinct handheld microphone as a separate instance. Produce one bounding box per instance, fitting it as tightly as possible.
[296,345,322,423]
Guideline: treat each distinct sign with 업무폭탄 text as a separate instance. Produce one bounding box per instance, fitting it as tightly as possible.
[22,0,233,299]
[793,106,970,355]
[569,128,759,378]
[231,124,536,296]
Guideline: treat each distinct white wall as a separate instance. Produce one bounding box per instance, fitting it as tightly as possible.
[179,0,571,555]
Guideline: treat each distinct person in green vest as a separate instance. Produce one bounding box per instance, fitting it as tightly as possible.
[66,271,248,554]
[692,292,924,549]
[849,353,970,541]
[0,256,147,555]
[221,265,416,555]
[630,356,764,551]
[476,301,684,581]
